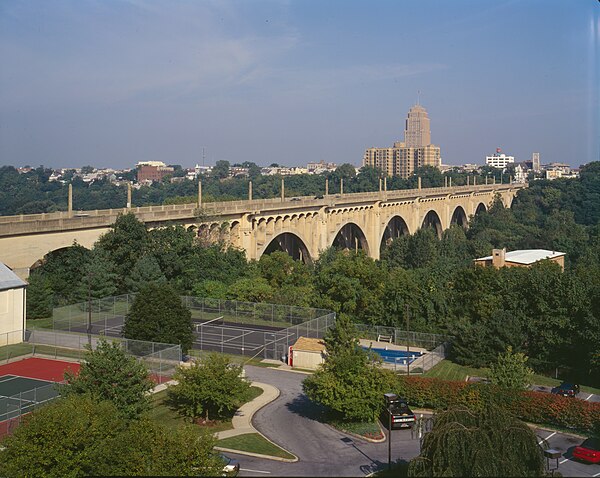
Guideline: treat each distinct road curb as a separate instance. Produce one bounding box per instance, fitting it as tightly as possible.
[322,420,386,443]
[214,445,298,462]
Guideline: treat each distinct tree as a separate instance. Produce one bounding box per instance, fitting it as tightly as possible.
[63,338,154,419]
[168,353,251,421]
[125,255,167,292]
[488,346,534,390]
[76,248,118,302]
[303,314,396,422]
[122,282,194,353]
[94,213,149,292]
[212,160,230,179]
[335,163,357,179]
[26,271,54,319]
[0,395,222,477]
[228,277,274,303]
[409,405,545,477]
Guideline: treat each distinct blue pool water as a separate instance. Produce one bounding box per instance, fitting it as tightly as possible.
[361,346,424,364]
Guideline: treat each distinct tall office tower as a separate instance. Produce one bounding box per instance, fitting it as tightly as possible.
[532,152,541,172]
[404,104,431,147]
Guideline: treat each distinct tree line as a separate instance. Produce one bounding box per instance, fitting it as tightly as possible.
[1,163,503,216]
[27,162,600,385]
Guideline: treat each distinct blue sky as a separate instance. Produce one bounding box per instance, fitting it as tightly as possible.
[0,0,598,169]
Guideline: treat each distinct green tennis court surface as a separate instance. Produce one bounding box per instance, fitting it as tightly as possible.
[0,375,60,422]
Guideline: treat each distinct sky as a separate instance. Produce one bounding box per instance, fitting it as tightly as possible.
[0,0,598,170]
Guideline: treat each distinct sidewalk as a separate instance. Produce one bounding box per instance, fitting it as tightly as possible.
[216,381,279,439]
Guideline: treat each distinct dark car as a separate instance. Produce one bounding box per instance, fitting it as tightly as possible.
[550,382,580,398]
[380,396,416,430]
[572,437,600,464]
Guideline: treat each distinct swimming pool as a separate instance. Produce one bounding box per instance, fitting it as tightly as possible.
[361,346,424,364]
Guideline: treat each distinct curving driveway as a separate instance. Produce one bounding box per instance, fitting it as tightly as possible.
[232,366,600,477]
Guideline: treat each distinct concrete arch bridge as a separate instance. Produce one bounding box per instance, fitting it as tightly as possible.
[0,183,524,277]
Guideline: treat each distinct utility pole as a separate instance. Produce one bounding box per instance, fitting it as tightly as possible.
[406,304,410,376]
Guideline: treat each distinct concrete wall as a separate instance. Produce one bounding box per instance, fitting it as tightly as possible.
[0,287,25,345]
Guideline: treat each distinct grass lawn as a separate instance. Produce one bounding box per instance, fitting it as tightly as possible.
[26,317,54,330]
[148,386,263,434]
[424,360,600,395]
[327,418,384,440]
[217,433,295,459]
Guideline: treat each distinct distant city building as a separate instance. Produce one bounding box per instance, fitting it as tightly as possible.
[532,152,541,172]
[486,149,514,170]
[136,161,174,182]
[194,164,212,176]
[513,164,527,183]
[307,160,337,174]
[404,104,431,148]
[363,103,441,179]
[474,248,565,272]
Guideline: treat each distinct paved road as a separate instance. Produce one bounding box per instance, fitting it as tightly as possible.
[233,366,600,477]
[239,366,421,476]
[532,385,600,403]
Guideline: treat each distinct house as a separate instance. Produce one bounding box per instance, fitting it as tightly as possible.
[290,337,326,370]
[0,262,27,345]
[474,248,565,271]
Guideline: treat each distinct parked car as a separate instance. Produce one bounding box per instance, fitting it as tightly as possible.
[572,437,600,464]
[380,396,416,430]
[290,197,301,201]
[550,382,580,398]
[219,454,240,476]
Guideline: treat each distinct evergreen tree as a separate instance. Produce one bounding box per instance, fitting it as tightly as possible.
[26,271,54,319]
[94,213,149,292]
[125,255,167,292]
[122,282,193,352]
[76,248,118,302]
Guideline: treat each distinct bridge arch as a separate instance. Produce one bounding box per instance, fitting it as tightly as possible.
[259,231,312,264]
[421,210,443,238]
[475,202,487,215]
[450,206,468,229]
[331,222,370,255]
[379,215,410,253]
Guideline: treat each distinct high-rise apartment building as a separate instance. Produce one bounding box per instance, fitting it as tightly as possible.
[363,104,441,179]
[404,104,431,147]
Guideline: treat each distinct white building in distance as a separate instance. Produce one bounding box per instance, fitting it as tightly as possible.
[486,149,514,170]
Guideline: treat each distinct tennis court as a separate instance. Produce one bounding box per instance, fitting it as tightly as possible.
[0,375,59,421]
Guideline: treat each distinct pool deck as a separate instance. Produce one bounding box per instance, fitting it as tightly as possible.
[358,339,427,355]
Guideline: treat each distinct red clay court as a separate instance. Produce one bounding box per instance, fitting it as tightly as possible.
[0,357,80,382]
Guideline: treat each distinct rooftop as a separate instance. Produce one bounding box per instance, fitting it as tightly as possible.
[476,249,565,265]
[0,262,27,291]
[292,337,326,352]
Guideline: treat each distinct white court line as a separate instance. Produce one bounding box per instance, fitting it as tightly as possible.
[559,458,569,464]
[240,469,271,474]
[539,431,556,444]
[221,330,258,344]
[592,472,600,477]
[586,393,593,401]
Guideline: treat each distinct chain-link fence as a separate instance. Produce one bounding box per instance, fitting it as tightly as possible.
[0,381,63,437]
[354,324,451,351]
[51,295,335,361]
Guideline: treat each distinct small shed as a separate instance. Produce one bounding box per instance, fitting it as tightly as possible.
[291,337,326,370]
[0,262,27,345]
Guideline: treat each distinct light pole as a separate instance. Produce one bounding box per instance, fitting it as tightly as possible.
[406,304,410,376]
[384,392,397,471]
[87,271,92,347]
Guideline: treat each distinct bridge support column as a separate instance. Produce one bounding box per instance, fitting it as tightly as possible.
[325,178,329,196]
[197,181,202,208]
[127,183,132,208]
[68,184,73,216]
[281,179,285,201]
[248,181,253,201]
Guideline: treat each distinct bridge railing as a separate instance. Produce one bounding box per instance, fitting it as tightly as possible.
[0,183,523,227]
